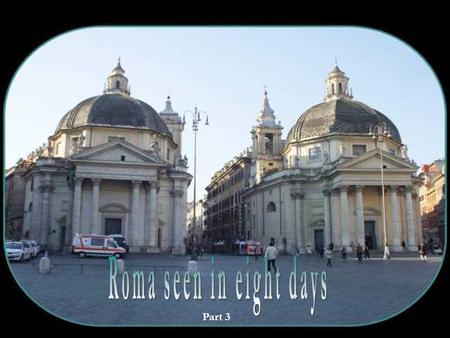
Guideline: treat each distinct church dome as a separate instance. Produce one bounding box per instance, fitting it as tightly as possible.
[286,65,402,145]
[286,98,401,144]
[54,60,171,136]
[54,94,171,135]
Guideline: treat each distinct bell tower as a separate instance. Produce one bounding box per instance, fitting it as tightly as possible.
[250,89,283,186]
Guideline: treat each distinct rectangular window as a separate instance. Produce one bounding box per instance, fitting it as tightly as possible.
[108,136,126,142]
[389,148,396,155]
[120,155,126,161]
[30,178,34,191]
[90,238,105,247]
[352,144,367,156]
[308,147,322,160]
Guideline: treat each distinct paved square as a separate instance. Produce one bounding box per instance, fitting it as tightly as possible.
[9,252,442,326]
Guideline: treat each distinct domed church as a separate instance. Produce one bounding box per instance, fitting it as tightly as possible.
[244,65,423,253]
[20,60,192,254]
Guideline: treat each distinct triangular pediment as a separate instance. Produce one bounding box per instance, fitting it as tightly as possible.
[70,139,166,166]
[338,149,417,171]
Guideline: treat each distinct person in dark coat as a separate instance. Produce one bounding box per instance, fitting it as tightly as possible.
[356,243,363,263]
[363,246,370,260]
[340,246,347,262]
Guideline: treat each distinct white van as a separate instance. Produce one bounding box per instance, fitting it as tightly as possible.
[72,233,127,258]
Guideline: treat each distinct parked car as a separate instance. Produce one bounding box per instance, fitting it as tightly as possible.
[432,245,443,255]
[109,234,129,253]
[6,241,32,262]
[22,240,38,258]
[72,233,126,258]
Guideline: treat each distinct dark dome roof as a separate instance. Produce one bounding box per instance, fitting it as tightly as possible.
[286,98,401,144]
[55,94,171,135]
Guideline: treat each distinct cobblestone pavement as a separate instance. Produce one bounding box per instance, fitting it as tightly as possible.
[8,252,443,326]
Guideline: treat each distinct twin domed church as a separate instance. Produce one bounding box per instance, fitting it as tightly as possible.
[17,60,423,255]
[240,64,423,253]
[20,60,192,254]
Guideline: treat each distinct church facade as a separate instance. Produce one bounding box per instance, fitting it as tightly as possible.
[19,61,192,254]
[243,65,423,254]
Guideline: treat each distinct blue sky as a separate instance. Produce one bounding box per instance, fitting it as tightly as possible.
[5,27,446,201]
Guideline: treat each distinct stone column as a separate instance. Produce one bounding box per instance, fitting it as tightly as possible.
[91,178,101,234]
[322,189,332,249]
[171,189,185,255]
[413,190,424,244]
[72,177,83,235]
[331,190,341,247]
[405,186,417,250]
[339,186,351,251]
[290,191,304,253]
[39,173,53,245]
[146,181,159,252]
[130,180,142,249]
[389,185,402,251]
[355,185,365,248]
[30,175,43,241]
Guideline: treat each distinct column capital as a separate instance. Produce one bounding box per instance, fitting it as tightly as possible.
[290,191,304,199]
[322,189,331,196]
[132,180,142,186]
[388,185,399,192]
[39,184,53,193]
[74,177,84,185]
[148,180,159,189]
[405,185,413,193]
[338,185,349,192]
[91,178,102,185]
[354,185,364,191]
[171,189,184,198]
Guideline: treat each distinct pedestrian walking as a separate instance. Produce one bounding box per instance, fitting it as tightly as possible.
[340,246,347,262]
[319,247,324,260]
[306,244,312,255]
[254,243,261,260]
[329,242,334,251]
[325,248,333,267]
[356,243,363,263]
[419,243,427,262]
[265,241,278,273]
[383,245,391,260]
[363,246,370,260]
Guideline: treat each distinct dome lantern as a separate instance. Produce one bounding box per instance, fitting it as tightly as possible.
[104,58,130,96]
[325,62,353,102]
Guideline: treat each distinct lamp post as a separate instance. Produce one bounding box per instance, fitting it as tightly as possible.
[183,107,209,253]
[369,122,392,259]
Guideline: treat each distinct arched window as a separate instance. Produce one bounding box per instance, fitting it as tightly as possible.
[339,82,343,93]
[116,80,120,89]
[266,202,276,212]
[331,83,335,95]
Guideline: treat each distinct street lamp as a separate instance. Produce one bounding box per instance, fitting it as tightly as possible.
[369,122,392,259]
[183,107,209,253]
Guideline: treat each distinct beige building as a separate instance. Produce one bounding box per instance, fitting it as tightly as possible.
[186,199,205,248]
[19,61,192,254]
[418,159,445,244]
[243,65,423,253]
